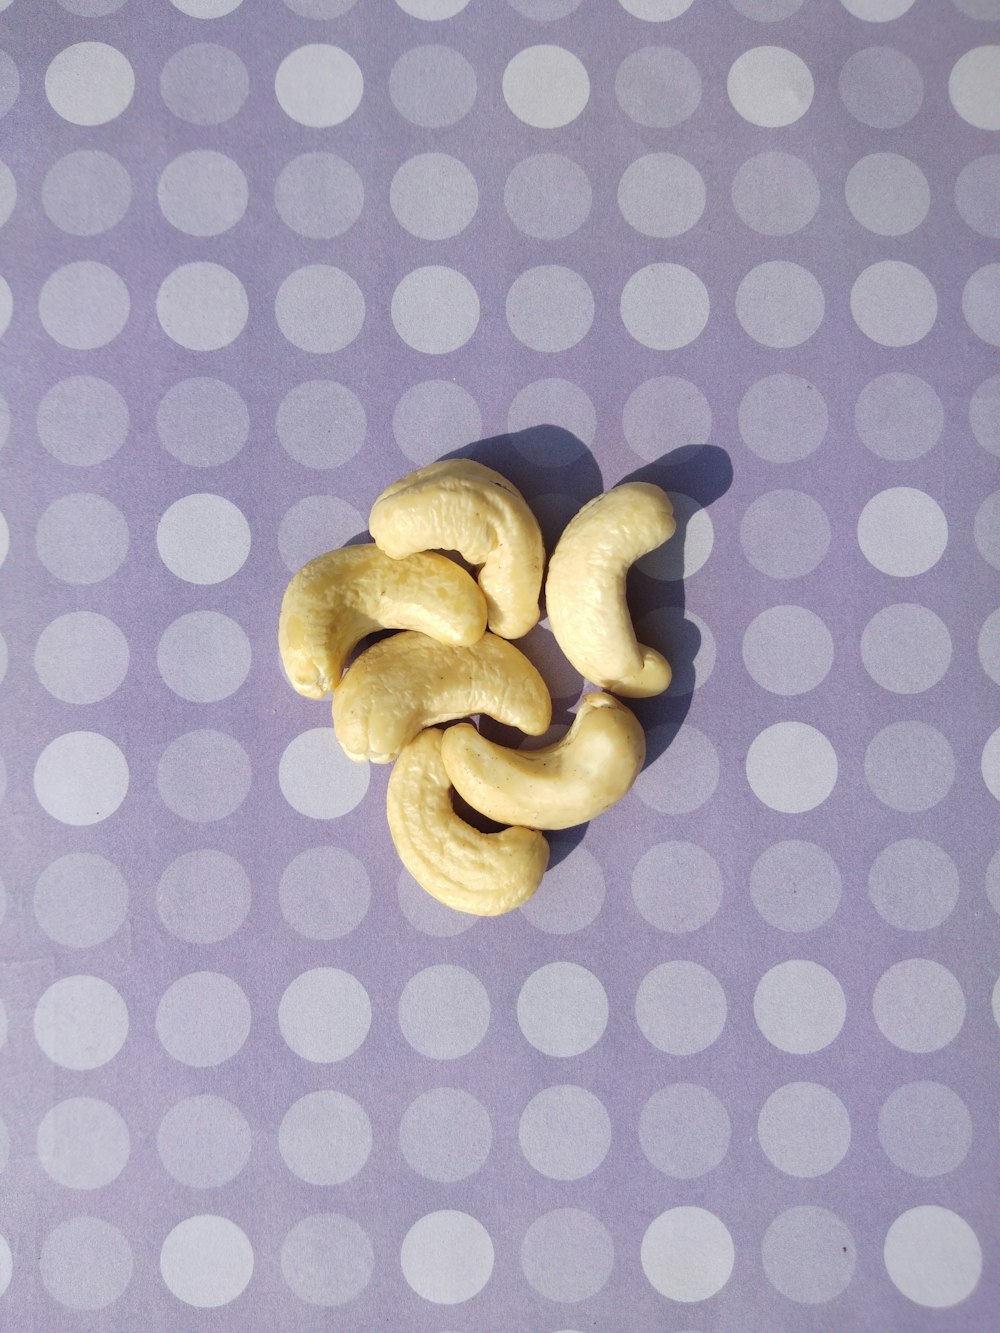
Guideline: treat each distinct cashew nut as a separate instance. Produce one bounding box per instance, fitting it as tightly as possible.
[332,629,552,763]
[441,692,645,830]
[544,483,675,698]
[279,544,487,699]
[387,727,548,916]
[369,459,544,640]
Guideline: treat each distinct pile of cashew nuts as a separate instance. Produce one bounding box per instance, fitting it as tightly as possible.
[279,460,676,917]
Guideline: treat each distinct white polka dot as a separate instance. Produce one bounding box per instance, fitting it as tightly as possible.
[841,0,914,14]
[156,849,251,944]
[400,1088,491,1181]
[275,45,363,127]
[736,261,824,348]
[633,723,719,814]
[857,487,947,577]
[281,1214,374,1307]
[279,1091,371,1185]
[156,972,251,1067]
[277,494,364,572]
[160,43,249,126]
[38,376,129,466]
[758,1083,851,1177]
[884,1207,982,1308]
[519,846,604,933]
[279,728,370,819]
[639,1084,731,1177]
[879,1082,972,1176]
[750,841,841,933]
[839,47,923,127]
[621,263,709,351]
[393,266,479,354]
[0,1236,9,1299]
[754,962,846,1054]
[506,266,593,353]
[400,965,490,1059]
[742,605,834,695]
[398,868,478,937]
[637,608,716,696]
[955,156,1000,239]
[727,47,814,127]
[851,261,937,346]
[632,841,722,934]
[508,379,595,459]
[156,729,251,822]
[979,608,1000,685]
[983,726,1000,802]
[731,150,819,234]
[503,46,589,128]
[157,494,251,584]
[517,962,607,1057]
[275,153,363,239]
[950,46,1000,129]
[279,967,371,1063]
[277,380,365,470]
[873,959,965,1052]
[156,378,248,468]
[521,1209,613,1303]
[391,153,478,240]
[157,611,250,703]
[397,0,469,14]
[34,732,129,826]
[45,43,134,126]
[157,263,248,351]
[615,47,702,127]
[39,262,130,350]
[620,0,693,13]
[171,0,243,13]
[504,154,591,239]
[865,722,955,811]
[42,151,132,236]
[389,45,477,128]
[36,493,128,585]
[846,153,929,235]
[739,374,827,463]
[624,377,711,460]
[275,265,363,355]
[762,1206,855,1304]
[641,1208,734,1302]
[35,612,129,704]
[41,1218,132,1310]
[34,852,128,948]
[509,0,582,15]
[37,1098,129,1189]
[636,961,726,1055]
[618,153,705,238]
[861,604,951,693]
[160,1216,253,1309]
[855,372,943,461]
[0,392,8,449]
[519,1086,611,1180]
[286,0,356,11]
[964,265,1000,347]
[157,1095,251,1188]
[393,381,481,465]
[401,1211,493,1305]
[34,975,128,1070]
[746,723,838,813]
[0,162,14,229]
[158,151,247,237]
[279,846,370,939]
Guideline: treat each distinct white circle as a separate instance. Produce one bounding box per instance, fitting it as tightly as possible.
[846,153,929,235]
[280,846,370,939]
[504,154,591,239]
[508,379,595,457]
[281,1214,374,1307]
[391,153,478,240]
[861,604,951,693]
[39,262,130,350]
[624,376,711,459]
[279,728,370,819]
[750,841,842,933]
[400,1211,493,1305]
[855,372,943,461]
[157,730,250,823]
[520,1209,614,1303]
[275,45,363,127]
[519,846,604,933]
[392,381,481,465]
[727,47,814,127]
[620,0,694,13]
[0,1236,9,1299]
[157,612,251,703]
[34,731,129,826]
[277,380,365,469]
[884,1207,982,1308]
[159,43,250,125]
[37,1098,130,1189]
[36,493,129,585]
[506,266,593,353]
[986,727,1000,802]
[45,43,134,125]
[38,376,129,466]
[279,1091,372,1185]
[865,722,955,812]
[399,1088,492,1181]
[639,496,713,578]
[639,1084,731,1178]
[392,266,479,354]
[857,487,947,576]
[631,841,723,934]
[389,44,477,128]
[950,46,1000,130]
[396,0,469,14]
[873,959,965,1052]
[736,261,824,348]
[964,265,1000,347]
[635,961,727,1055]
[879,1082,972,1176]
[157,378,249,468]
[40,1218,132,1310]
[517,962,607,1057]
[618,153,706,238]
[503,46,589,128]
[160,1216,254,1309]
[171,0,243,12]
[157,263,248,351]
[956,156,1000,239]
[275,153,364,240]
[641,1208,734,1302]
[157,1096,251,1188]
[851,262,937,347]
[739,486,828,580]
[615,46,702,127]
[0,161,15,229]
[739,373,828,463]
[839,46,923,126]
[519,1086,611,1180]
[34,975,128,1070]
[398,869,478,937]
[158,151,248,237]
[754,961,846,1054]
[742,606,834,695]
[633,723,719,814]
[621,263,709,350]
[762,1206,856,1305]
[0,276,9,339]
[979,608,1000,684]
[746,723,838,813]
[399,965,490,1059]
[731,151,820,235]
[275,265,365,354]
[976,490,1000,569]
[156,972,250,1067]
[279,967,371,1063]
[34,852,128,948]
[758,1083,851,1177]
[35,612,129,704]
[156,494,250,584]
[156,849,251,944]
[841,0,913,14]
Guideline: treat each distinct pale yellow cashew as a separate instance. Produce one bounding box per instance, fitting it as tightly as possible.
[369,459,544,640]
[387,728,548,916]
[545,483,675,698]
[332,629,552,763]
[278,544,487,700]
[441,692,645,831]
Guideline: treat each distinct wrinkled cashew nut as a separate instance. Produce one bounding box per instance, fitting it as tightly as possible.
[279,544,487,699]
[369,458,545,640]
[545,483,675,698]
[441,691,645,831]
[332,629,552,763]
[387,728,548,916]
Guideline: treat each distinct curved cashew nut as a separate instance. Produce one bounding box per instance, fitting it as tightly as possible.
[279,544,487,699]
[332,629,552,763]
[545,483,675,698]
[369,459,544,640]
[387,728,548,916]
[441,692,645,831]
